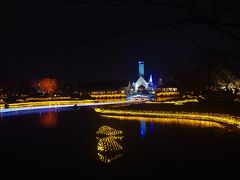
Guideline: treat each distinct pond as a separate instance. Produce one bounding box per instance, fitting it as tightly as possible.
[0,107,240,179]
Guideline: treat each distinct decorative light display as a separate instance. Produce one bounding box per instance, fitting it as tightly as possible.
[90,94,126,98]
[96,126,124,164]
[0,100,133,112]
[101,115,224,128]
[95,108,240,128]
[97,153,123,164]
[97,136,123,152]
[148,98,198,105]
[96,126,123,136]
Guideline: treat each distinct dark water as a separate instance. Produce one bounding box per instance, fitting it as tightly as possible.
[1,108,240,179]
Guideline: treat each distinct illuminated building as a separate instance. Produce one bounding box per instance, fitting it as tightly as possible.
[77,81,127,99]
[96,126,124,164]
[126,61,179,101]
[138,61,144,77]
[155,79,178,97]
[127,61,155,100]
[134,76,149,93]
[148,74,153,87]
[157,87,178,93]
[90,91,126,98]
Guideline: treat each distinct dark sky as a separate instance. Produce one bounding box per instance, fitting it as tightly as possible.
[2,0,240,84]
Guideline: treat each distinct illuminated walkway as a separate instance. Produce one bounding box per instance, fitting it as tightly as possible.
[0,100,140,114]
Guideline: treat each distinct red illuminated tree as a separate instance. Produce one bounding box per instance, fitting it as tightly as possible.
[38,78,57,95]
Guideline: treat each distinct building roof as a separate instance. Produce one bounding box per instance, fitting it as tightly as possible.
[135,76,148,89]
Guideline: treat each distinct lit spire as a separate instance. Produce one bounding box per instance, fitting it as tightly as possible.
[149,74,153,86]
[149,74,152,83]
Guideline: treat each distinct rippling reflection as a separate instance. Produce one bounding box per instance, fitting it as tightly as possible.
[40,111,58,128]
[140,121,147,137]
[95,108,240,129]
[96,126,123,136]
[96,126,123,164]
[101,115,225,129]
[150,122,155,134]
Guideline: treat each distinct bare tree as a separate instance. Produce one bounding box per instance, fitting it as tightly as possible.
[213,66,237,91]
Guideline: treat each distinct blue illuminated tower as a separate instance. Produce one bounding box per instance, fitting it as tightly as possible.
[148,74,153,87]
[138,61,144,77]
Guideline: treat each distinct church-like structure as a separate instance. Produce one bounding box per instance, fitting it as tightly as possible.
[126,61,155,100]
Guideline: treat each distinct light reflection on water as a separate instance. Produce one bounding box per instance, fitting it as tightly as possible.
[150,121,155,134]
[0,106,239,179]
[0,107,71,118]
[96,126,124,164]
[101,115,225,129]
[140,121,147,137]
[1,106,240,179]
[0,107,77,128]
[39,111,58,128]
[95,108,240,129]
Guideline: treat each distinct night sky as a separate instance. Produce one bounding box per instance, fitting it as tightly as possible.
[2,0,240,84]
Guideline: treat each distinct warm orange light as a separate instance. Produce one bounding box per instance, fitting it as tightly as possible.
[38,78,57,94]
[40,111,57,128]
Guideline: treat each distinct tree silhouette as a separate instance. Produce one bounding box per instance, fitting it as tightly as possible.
[213,66,239,91]
[56,0,240,93]
[58,0,240,43]
[57,0,240,69]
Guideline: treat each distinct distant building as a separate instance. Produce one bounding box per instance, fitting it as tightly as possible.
[138,61,144,77]
[156,80,179,97]
[0,82,38,102]
[76,61,178,100]
[127,61,155,100]
[77,81,127,99]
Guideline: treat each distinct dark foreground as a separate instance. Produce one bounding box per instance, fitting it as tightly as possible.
[0,105,240,179]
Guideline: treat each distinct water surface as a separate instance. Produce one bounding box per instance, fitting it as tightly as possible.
[1,108,240,179]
